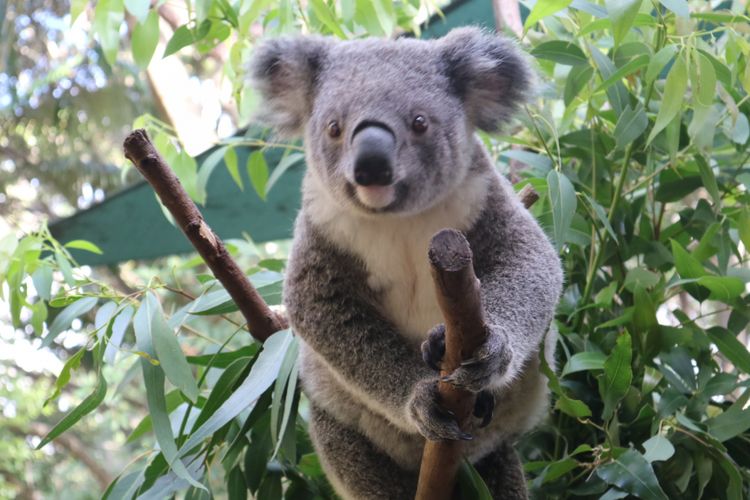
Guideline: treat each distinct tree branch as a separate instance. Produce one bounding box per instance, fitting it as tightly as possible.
[123,129,288,342]
[415,191,537,500]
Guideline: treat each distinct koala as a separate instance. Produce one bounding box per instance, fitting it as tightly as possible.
[249,27,563,500]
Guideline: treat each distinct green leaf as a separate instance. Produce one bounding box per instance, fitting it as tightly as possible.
[148,295,200,403]
[371,0,396,37]
[45,348,85,406]
[623,267,660,291]
[730,113,750,144]
[706,390,750,442]
[44,297,98,347]
[694,155,720,208]
[172,150,203,204]
[589,45,629,115]
[224,147,243,190]
[648,52,687,143]
[670,240,705,279]
[524,0,572,30]
[561,351,606,376]
[270,338,299,447]
[93,0,124,66]
[706,327,750,373]
[645,45,678,83]
[266,152,304,195]
[228,466,247,500]
[531,41,588,66]
[564,65,593,106]
[738,208,750,251]
[642,435,675,462]
[457,460,493,500]
[540,350,592,417]
[124,0,149,21]
[547,170,577,251]
[192,356,253,431]
[132,10,160,69]
[31,265,53,301]
[247,150,269,201]
[599,332,633,421]
[64,239,103,254]
[596,449,668,500]
[595,55,648,94]
[605,0,642,47]
[133,294,206,491]
[164,25,195,58]
[309,0,347,38]
[691,52,717,108]
[697,276,745,301]
[126,389,184,443]
[37,370,108,448]
[613,103,647,150]
[70,0,88,23]
[659,0,689,18]
[178,329,293,455]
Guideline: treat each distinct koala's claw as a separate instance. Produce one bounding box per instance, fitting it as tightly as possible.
[409,379,472,441]
[440,330,511,393]
[421,324,446,372]
[473,390,495,428]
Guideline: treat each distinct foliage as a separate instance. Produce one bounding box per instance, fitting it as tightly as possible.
[513,1,750,498]
[2,0,750,499]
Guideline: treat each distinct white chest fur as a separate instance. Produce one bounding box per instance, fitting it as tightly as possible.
[305,171,491,345]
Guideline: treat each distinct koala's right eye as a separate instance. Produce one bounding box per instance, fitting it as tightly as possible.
[327,121,342,139]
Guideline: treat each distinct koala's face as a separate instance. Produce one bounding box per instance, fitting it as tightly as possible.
[250,28,531,216]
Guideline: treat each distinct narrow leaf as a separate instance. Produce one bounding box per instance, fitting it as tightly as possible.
[605,0,642,46]
[524,0,573,30]
[37,371,107,448]
[597,449,668,500]
[133,293,206,491]
[64,239,103,254]
[150,296,200,403]
[178,329,293,455]
[648,53,687,143]
[599,332,633,421]
[547,170,577,251]
[43,297,98,347]
[247,150,269,200]
[132,10,160,69]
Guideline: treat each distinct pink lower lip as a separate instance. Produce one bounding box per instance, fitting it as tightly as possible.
[355,185,395,208]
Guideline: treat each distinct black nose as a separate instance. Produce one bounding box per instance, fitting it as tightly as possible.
[352,124,395,187]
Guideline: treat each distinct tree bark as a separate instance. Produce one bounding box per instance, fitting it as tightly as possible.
[123,129,287,342]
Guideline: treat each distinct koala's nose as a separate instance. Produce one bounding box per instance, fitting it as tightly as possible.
[352,124,396,187]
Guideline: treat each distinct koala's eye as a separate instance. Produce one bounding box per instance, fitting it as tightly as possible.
[412,115,428,134]
[327,121,342,139]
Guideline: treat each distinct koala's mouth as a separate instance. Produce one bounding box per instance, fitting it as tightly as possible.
[345,182,409,214]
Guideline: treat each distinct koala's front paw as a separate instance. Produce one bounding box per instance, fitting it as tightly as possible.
[441,327,512,393]
[408,379,472,441]
[421,324,446,371]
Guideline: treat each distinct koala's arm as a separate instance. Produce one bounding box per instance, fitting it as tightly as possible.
[284,217,433,428]
[466,181,563,389]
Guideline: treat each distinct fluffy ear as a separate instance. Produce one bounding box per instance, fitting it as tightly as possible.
[248,36,331,137]
[440,27,533,133]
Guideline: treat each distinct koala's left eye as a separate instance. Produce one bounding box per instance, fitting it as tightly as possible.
[327,121,342,139]
[412,115,428,134]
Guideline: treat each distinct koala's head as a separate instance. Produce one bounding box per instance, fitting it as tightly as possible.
[249,27,532,216]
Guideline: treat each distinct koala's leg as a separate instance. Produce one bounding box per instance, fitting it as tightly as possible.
[309,405,418,500]
[473,442,528,500]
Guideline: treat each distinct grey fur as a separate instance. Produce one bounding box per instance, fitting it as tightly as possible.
[250,27,561,500]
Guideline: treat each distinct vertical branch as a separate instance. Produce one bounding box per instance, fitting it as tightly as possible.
[415,190,538,499]
[415,229,488,500]
[123,129,287,342]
